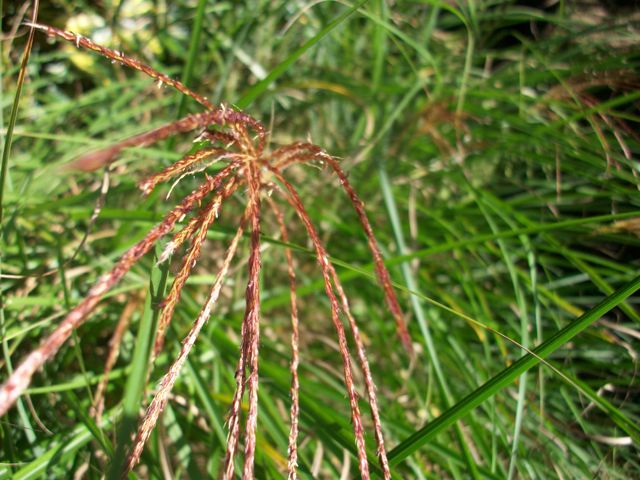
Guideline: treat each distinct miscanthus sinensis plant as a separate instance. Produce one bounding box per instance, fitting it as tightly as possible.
[0,19,412,480]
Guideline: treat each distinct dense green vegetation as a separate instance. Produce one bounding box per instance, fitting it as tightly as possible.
[1,1,639,478]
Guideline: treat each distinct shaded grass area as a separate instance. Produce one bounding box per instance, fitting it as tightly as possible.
[1,1,639,478]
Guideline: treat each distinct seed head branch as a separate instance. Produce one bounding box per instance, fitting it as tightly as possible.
[155,165,242,266]
[138,148,240,196]
[223,332,249,480]
[0,164,236,416]
[327,259,391,478]
[269,166,371,479]
[92,292,144,421]
[241,159,264,480]
[271,142,325,171]
[154,176,240,357]
[324,155,413,355]
[157,212,202,266]
[69,109,263,172]
[124,221,247,475]
[267,197,301,480]
[223,156,264,480]
[25,22,214,110]
[199,130,239,148]
[273,144,413,354]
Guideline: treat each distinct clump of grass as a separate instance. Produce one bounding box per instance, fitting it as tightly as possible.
[2,2,640,479]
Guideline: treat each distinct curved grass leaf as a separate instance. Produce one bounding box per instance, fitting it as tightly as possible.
[388,274,640,465]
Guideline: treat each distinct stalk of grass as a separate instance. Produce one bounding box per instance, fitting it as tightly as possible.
[175,0,208,118]
[0,4,40,463]
[0,2,38,226]
[378,162,480,479]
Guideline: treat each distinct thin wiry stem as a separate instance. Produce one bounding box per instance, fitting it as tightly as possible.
[267,197,301,480]
[327,257,391,479]
[269,166,370,479]
[0,164,235,416]
[154,176,240,357]
[124,221,246,475]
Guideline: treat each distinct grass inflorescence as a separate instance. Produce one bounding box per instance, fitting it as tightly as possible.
[1,1,639,479]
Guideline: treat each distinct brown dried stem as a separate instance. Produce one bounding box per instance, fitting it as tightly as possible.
[0,164,235,416]
[267,197,301,480]
[124,221,247,475]
[269,166,370,479]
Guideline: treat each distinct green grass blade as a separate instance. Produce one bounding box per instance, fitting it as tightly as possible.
[236,0,368,108]
[12,408,118,480]
[175,0,208,118]
[0,7,38,226]
[378,163,480,478]
[472,192,531,480]
[107,250,169,478]
[63,390,113,456]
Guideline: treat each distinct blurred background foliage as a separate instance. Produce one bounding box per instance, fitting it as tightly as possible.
[1,0,639,478]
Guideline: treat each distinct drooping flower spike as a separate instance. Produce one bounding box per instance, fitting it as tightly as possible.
[1,22,415,479]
